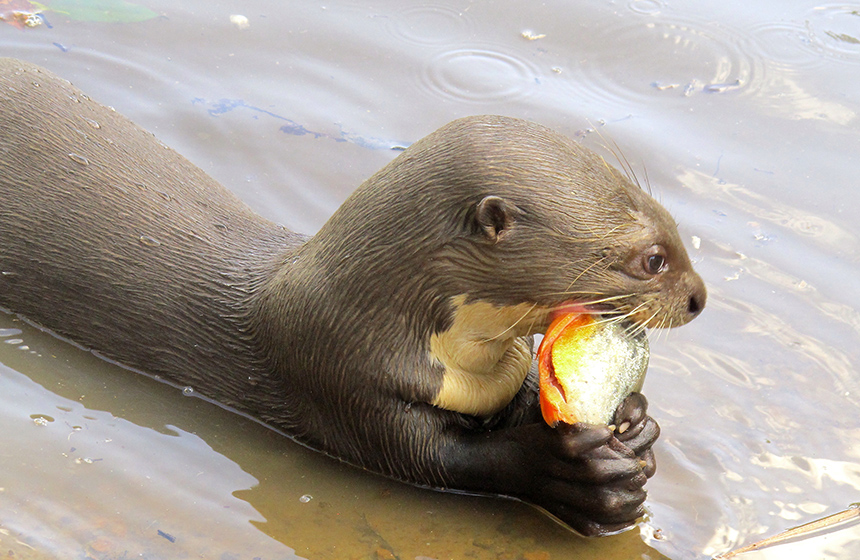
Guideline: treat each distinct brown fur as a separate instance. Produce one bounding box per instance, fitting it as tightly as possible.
[0,59,704,536]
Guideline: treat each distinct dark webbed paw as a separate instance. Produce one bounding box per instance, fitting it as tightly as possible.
[613,392,660,478]
[523,392,660,536]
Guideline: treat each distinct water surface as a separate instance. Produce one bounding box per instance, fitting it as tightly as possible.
[2,1,859,558]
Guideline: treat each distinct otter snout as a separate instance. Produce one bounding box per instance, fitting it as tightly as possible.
[623,268,707,329]
[680,270,707,325]
[687,284,706,318]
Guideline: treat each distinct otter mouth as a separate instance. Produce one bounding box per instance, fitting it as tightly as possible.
[547,301,630,325]
[546,302,594,321]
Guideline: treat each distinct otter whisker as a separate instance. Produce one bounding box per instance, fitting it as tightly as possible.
[536,292,635,305]
[635,309,662,336]
[595,223,629,241]
[582,294,637,306]
[659,317,674,342]
[479,301,541,343]
[611,140,640,190]
[595,302,648,330]
[588,121,641,190]
[651,317,667,344]
[564,255,611,295]
[642,163,653,197]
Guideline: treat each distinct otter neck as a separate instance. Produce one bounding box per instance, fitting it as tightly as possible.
[429,296,549,417]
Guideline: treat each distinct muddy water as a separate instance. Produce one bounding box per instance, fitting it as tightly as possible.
[2,1,860,559]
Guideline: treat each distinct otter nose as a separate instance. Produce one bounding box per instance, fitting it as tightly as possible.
[686,277,707,319]
[688,294,703,316]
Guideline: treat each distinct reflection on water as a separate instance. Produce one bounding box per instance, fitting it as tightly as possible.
[2,0,860,559]
[0,313,665,559]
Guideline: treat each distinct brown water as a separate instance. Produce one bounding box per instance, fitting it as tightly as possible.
[2,1,860,559]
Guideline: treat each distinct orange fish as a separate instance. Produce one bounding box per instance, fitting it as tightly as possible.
[537,313,649,427]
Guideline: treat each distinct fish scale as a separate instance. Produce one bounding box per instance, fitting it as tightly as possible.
[538,314,650,426]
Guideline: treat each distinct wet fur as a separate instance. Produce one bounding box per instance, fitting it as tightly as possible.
[0,59,704,536]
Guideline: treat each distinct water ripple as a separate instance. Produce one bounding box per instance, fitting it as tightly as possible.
[747,5,860,69]
[421,46,540,103]
[565,17,763,105]
[628,0,665,16]
[387,4,472,46]
[805,4,860,62]
[746,21,824,69]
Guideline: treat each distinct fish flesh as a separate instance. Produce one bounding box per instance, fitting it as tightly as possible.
[537,313,649,426]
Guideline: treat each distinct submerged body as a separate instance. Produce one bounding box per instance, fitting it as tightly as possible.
[0,59,705,536]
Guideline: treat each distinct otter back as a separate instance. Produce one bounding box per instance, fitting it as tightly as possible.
[0,58,302,411]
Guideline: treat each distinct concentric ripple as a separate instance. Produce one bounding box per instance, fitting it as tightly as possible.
[749,5,860,68]
[387,4,472,46]
[421,47,539,103]
[746,21,823,68]
[628,0,664,16]
[566,18,763,105]
[805,4,860,62]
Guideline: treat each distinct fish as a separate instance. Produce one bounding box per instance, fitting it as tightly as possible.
[537,313,650,426]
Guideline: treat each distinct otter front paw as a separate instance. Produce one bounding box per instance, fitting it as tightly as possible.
[527,422,650,536]
[612,392,660,478]
[441,393,660,536]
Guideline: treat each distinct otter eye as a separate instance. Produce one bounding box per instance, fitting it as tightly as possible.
[642,245,668,275]
[647,254,665,273]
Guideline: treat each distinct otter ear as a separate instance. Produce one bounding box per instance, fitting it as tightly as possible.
[474,195,517,243]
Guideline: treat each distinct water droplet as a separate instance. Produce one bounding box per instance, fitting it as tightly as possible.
[182,386,194,396]
[5,338,24,345]
[0,328,23,337]
[30,414,55,425]
[156,191,173,201]
[299,494,313,503]
[138,235,162,247]
[83,118,101,129]
[68,153,89,166]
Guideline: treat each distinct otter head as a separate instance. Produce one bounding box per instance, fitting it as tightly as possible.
[304,115,705,416]
[420,116,706,329]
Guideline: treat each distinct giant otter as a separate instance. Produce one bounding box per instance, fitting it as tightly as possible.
[0,59,705,536]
